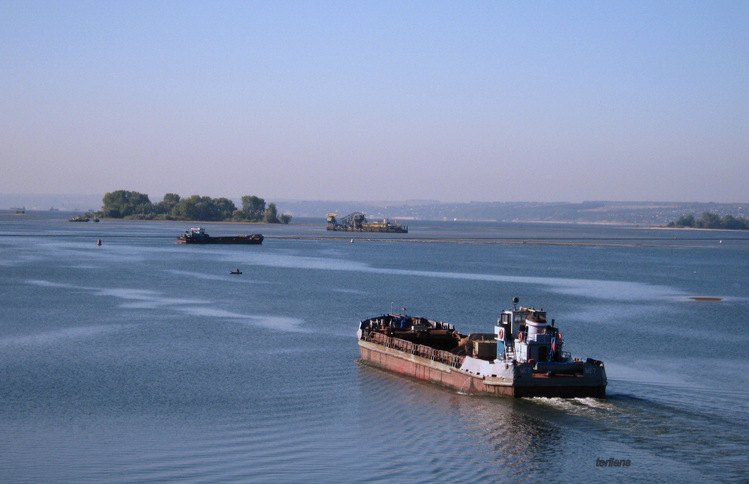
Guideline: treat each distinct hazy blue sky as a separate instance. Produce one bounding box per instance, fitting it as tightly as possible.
[2,1,747,203]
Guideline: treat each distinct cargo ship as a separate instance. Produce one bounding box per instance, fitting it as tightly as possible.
[357,298,607,398]
[176,227,263,244]
[327,212,407,233]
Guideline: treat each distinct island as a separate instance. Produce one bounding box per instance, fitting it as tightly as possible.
[96,190,292,223]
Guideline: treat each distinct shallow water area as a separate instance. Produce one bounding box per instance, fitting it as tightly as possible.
[1,212,748,482]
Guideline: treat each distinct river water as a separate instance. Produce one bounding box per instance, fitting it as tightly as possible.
[1,212,747,482]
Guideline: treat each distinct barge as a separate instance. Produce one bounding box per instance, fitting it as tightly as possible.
[357,298,606,398]
[176,227,263,244]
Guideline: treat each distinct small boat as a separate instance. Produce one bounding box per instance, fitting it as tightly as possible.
[229,269,242,275]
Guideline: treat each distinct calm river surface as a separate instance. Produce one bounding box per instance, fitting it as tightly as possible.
[1,212,748,482]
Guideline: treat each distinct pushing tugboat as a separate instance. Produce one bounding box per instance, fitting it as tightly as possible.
[357,297,607,398]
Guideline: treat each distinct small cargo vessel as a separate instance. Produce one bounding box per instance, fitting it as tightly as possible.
[357,298,607,398]
[176,227,263,245]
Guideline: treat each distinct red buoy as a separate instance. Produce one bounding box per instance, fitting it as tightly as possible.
[97,239,101,246]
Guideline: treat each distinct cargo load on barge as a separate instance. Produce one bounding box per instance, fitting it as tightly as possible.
[327,212,407,233]
[357,298,607,398]
[176,227,263,244]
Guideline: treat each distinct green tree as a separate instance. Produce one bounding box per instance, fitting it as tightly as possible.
[241,195,266,221]
[231,209,245,222]
[173,195,222,221]
[720,215,748,230]
[672,214,695,227]
[279,213,293,224]
[101,190,152,218]
[214,197,237,220]
[264,203,279,223]
[153,193,181,216]
[697,212,721,229]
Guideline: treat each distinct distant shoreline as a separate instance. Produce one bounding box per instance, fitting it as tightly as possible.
[3,199,748,227]
[2,209,747,232]
[95,217,732,231]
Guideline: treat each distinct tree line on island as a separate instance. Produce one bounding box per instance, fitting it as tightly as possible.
[667,212,749,230]
[98,190,292,223]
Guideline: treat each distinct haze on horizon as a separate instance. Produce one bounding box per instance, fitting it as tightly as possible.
[1,1,747,204]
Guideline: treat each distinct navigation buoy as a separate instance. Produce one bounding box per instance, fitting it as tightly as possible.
[97,239,101,246]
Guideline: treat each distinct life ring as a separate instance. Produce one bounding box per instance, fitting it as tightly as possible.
[518,332,524,342]
[498,328,505,340]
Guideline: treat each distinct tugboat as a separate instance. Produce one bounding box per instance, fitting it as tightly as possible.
[357,297,607,398]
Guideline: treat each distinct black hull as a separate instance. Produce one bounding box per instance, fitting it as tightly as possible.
[177,235,263,244]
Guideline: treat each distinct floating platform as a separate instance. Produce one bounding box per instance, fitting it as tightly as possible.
[327,212,407,233]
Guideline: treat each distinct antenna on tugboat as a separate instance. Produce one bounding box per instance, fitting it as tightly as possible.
[512,297,519,309]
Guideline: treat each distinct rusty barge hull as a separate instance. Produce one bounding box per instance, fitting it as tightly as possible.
[358,339,606,398]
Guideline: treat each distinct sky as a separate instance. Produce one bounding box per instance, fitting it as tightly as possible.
[1,1,747,203]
